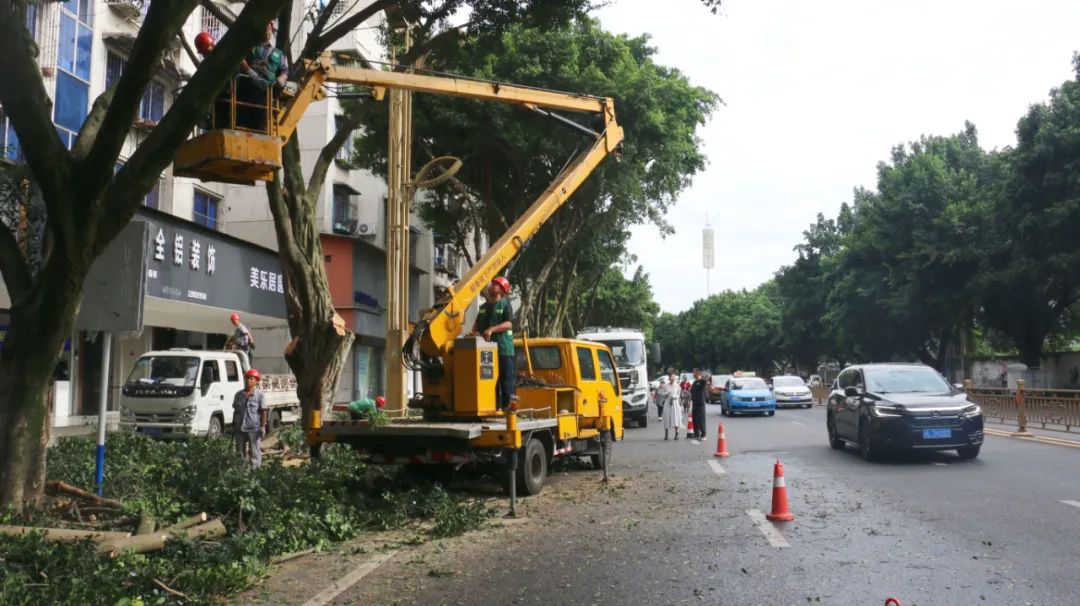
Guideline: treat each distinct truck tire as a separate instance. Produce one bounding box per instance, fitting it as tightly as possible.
[206,415,224,438]
[517,437,547,496]
[268,410,282,434]
[638,414,648,428]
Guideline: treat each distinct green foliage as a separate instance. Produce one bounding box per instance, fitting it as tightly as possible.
[0,433,492,605]
[570,265,661,339]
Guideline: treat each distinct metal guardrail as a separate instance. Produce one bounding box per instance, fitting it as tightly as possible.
[966,379,1080,434]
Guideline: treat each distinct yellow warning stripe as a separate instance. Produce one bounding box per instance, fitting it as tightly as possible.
[984,427,1080,449]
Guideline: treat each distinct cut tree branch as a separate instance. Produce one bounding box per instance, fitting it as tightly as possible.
[177,32,200,67]
[308,112,363,194]
[301,0,393,61]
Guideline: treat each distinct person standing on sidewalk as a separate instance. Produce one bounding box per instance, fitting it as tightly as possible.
[233,368,268,469]
[660,371,682,440]
[690,369,709,442]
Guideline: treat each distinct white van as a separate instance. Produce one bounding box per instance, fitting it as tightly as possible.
[119,349,299,439]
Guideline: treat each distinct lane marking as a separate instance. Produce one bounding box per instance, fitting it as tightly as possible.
[1062,500,1080,510]
[789,421,806,426]
[302,550,398,606]
[932,462,948,466]
[746,509,791,548]
[707,459,727,476]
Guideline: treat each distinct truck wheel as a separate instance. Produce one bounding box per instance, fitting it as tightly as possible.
[517,437,547,496]
[638,414,648,428]
[206,415,224,438]
[268,410,282,434]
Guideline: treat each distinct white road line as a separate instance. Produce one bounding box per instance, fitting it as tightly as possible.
[1061,500,1080,510]
[932,462,948,466]
[789,421,806,426]
[707,459,727,476]
[746,509,791,548]
[302,550,398,606]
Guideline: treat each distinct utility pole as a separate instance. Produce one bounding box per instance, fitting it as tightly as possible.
[385,26,413,416]
[703,216,714,298]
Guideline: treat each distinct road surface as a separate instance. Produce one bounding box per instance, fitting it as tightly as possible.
[264,404,1080,606]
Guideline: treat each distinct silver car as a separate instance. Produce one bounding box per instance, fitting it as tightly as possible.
[771,375,813,408]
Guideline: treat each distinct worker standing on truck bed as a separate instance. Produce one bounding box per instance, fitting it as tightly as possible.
[472,277,516,410]
[227,312,255,360]
[233,368,268,469]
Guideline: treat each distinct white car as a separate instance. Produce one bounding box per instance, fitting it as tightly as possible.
[771,375,813,408]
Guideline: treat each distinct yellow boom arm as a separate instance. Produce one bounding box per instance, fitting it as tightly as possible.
[279,54,623,409]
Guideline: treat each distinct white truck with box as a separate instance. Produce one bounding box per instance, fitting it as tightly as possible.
[119,349,300,439]
[576,327,650,427]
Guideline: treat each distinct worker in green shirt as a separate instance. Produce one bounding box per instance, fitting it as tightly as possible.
[471,277,516,410]
[236,20,288,131]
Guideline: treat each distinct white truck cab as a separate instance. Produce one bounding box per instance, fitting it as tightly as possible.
[119,349,299,439]
[576,327,650,428]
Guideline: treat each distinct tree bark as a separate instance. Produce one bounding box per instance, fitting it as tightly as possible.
[267,137,354,428]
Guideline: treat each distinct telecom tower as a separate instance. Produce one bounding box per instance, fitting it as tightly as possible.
[703,219,715,297]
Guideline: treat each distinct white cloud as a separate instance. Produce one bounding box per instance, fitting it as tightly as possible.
[596,0,1080,312]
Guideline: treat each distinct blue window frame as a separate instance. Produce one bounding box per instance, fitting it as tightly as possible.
[107,52,166,122]
[0,109,22,162]
[193,190,220,230]
[54,1,93,148]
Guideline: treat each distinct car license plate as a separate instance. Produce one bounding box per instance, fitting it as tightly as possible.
[922,428,951,439]
[138,427,163,437]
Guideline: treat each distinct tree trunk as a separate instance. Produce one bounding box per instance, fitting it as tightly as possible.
[0,267,85,511]
[268,139,354,429]
[1017,328,1046,369]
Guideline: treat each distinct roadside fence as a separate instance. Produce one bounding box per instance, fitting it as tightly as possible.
[964,379,1080,434]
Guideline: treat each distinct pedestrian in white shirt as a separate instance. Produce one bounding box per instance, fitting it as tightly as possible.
[659,371,683,440]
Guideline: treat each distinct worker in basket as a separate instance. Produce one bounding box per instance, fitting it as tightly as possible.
[471,277,517,411]
[193,21,287,132]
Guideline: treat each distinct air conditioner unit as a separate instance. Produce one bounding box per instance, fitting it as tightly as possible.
[355,221,377,237]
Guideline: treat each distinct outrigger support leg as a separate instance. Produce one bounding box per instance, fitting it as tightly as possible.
[505,447,519,518]
[599,428,610,484]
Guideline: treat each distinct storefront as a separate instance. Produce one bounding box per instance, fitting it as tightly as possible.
[43,208,289,428]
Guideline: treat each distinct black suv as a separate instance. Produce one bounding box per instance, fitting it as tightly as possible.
[826,363,984,460]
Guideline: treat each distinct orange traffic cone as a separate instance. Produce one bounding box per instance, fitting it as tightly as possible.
[714,422,730,457]
[687,415,694,433]
[765,458,795,522]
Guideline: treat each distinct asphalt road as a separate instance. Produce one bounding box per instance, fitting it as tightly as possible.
[343,404,1080,606]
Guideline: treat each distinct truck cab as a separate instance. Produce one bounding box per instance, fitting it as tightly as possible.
[575,327,649,428]
[119,349,299,438]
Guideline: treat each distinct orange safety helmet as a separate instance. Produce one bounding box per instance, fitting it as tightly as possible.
[245,368,261,380]
[194,32,214,55]
[230,313,240,323]
[375,396,386,408]
[491,276,510,294]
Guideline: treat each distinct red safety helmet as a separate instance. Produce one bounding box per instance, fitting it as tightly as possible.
[375,396,386,408]
[245,368,261,380]
[194,32,214,55]
[230,313,240,323]
[491,276,510,294]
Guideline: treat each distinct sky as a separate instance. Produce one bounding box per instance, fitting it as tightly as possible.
[593,0,1080,313]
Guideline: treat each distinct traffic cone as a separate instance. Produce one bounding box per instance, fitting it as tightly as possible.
[765,458,795,522]
[687,415,694,434]
[714,422,730,457]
